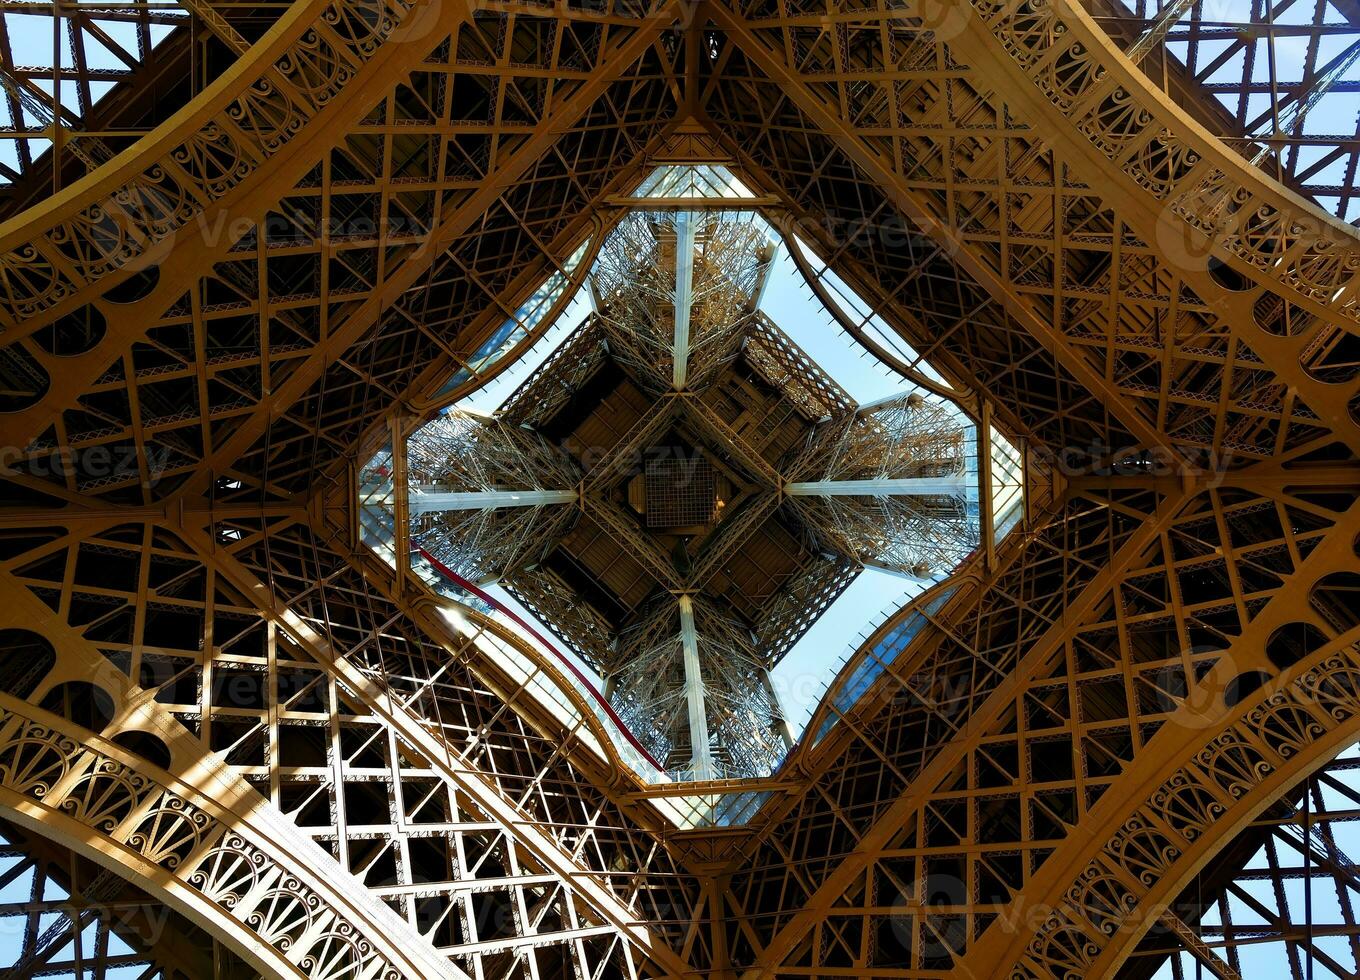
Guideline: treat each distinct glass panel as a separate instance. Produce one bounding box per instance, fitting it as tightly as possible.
[633,163,755,198]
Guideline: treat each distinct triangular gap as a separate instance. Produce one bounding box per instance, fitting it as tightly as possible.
[384,192,429,237]
[332,680,378,721]
[524,880,571,933]
[453,15,501,67]
[464,831,513,880]
[785,24,836,75]
[47,936,77,964]
[391,80,439,125]
[557,20,600,74]
[330,140,377,184]
[1023,687,1071,731]
[402,777,447,822]
[973,737,1022,786]
[360,95,387,127]
[444,131,494,181]
[105,924,138,957]
[0,858,35,905]
[81,20,141,72]
[500,76,547,128]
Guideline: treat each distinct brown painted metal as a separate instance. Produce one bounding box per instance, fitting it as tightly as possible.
[0,1,1354,977]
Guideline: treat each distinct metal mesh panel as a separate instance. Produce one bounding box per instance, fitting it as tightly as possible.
[644,455,716,527]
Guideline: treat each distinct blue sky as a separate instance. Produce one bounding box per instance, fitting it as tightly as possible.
[1159,0,1360,220]
[0,12,177,175]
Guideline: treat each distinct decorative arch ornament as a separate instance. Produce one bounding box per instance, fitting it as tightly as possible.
[0,690,463,980]
[1003,642,1360,979]
[956,493,1360,978]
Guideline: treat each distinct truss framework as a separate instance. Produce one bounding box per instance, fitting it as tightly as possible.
[593,209,771,394]
[407,411,581,583]
[1089,0,1360,224]
[0,0,1353,976]
[786,392,979,576]
[398,216,980,782]
[610,592,791,782]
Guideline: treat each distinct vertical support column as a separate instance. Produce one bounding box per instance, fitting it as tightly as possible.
[748,241,778,311]
[678,594,714,781]
[672,210,695,390]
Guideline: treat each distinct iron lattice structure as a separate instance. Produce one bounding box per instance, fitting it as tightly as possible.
[0,0,1352,977]
[1087,0,1360,223]
[604,591,791,780]
[406,216,977,782]
[406,411,581,583]
[609,592,792,780]
[592,210,770,393]
[786,392,979,575]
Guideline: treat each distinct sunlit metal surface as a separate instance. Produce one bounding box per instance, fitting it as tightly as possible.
[0,1,1354,976]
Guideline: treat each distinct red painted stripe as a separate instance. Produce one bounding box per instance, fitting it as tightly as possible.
[413,546,665,773]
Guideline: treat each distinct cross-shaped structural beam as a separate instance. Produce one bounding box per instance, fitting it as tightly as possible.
[784,477,969,496]
[408,490,578,513]
[672,210,697,389]
[678,594,715,782]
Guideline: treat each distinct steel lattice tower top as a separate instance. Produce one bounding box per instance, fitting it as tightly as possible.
[404,207,979,781]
